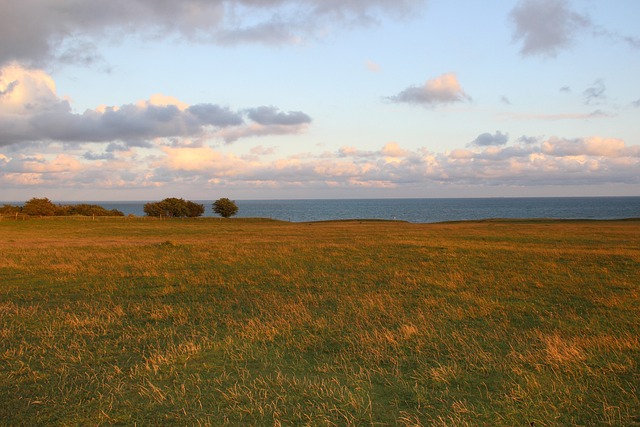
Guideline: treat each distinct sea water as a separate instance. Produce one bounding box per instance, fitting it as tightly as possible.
[94,197,640,223]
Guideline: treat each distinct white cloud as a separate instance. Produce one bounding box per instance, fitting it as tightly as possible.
[380,142,409,158]
[0,64,311,147]
[388,73,471,107]
[0,63,60,115]
[15,154,83,174]
[541,137,638,158]
[159,146,250,175]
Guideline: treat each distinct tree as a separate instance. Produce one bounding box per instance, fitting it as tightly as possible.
[161,198,190,218]
[67,204,124,216]
[213,198,238,218]
[144,198,204,218]
[185,200,205,218]
[22,197,57,216]
[143,201,167,217]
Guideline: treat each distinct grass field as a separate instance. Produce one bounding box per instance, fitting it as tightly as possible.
[0,217,638,426]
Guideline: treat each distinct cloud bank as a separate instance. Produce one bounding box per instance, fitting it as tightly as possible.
[2,131,638,195]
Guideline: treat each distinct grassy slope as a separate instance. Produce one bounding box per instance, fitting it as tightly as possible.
[0,218,638,426]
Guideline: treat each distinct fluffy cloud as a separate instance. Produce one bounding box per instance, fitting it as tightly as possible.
[0,0,425,67]
[0,64,60,114]
[509,0,589,57]
[380,142,409,158]
[541,137,638,158]
[388,73,471,107]
[158,146,250,175]
[0,64,311,146]
[470,131,509,147]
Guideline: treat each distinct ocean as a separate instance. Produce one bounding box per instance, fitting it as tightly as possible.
[94,197,640,223]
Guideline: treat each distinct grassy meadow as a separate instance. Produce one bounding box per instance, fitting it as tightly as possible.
[0,217,639,426]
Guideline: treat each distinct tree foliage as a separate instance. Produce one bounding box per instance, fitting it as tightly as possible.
[22,198,58,216]
[65,204,124,217]
[186,201,205,217]
[144,198,204,218]
[212,198,239,218]
[6,198,124,217]
[0,204,21,215]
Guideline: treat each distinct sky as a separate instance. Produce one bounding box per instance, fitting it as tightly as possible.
[1,0,639,201]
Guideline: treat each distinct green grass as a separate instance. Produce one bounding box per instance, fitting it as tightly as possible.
[1,217,639,426]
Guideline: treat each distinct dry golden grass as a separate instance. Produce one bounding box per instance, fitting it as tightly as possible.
[0,217,638,425]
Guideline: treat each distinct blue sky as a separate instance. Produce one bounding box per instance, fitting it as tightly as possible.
[1,0,639,201]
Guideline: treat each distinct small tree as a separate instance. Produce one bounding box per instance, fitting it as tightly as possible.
[185,200,205,218]
[22,197,57,216]
[143,201,167,217]
[213,198,238,218]
[144,198,204,218]
[161,198,191,218]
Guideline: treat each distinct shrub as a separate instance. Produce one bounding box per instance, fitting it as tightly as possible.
[67,204,124,216]
[8,199,124,217]
[212,198,239,218]
[0,204,21,215]
[144,198,204,218]
[22,197,57,216]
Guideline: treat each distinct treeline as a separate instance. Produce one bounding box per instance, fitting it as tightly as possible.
[0,198,124,217]
[1,197,239,219]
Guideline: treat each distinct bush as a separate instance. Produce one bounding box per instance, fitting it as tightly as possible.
[0,204,21,215]
[22,198,57,216]
[186,200,205,217]
[67,204,124,216]
[144,198,204,218]
[212,198,239,218]
[7,199,124,217]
